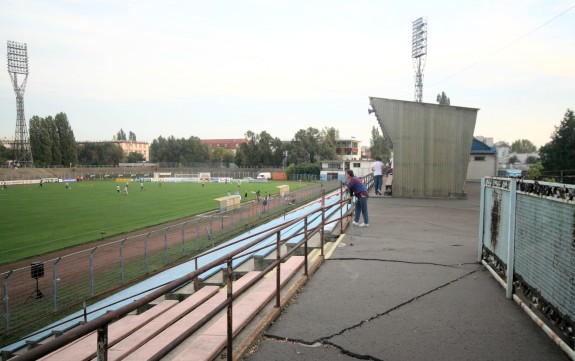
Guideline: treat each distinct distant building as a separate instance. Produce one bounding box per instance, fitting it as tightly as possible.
[494,141,511,159]
[467,138,497,181]
[336,138,362,160]
[319,159,372,181]
[0,137,14,149]
[200,139,247,154]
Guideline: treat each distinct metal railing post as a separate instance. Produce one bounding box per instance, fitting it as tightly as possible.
[321,189,325,256]
[275,231,281,308]
[304,217,308,276]
[96,324,108,361]
[226,259,233,361]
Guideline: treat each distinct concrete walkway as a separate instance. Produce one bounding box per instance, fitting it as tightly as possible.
[245,182,570,361]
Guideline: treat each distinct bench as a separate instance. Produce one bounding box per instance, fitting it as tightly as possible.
[121,271,261,361]
[170,255,305,361]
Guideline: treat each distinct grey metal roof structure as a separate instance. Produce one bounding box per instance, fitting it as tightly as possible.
[369,97,479,198]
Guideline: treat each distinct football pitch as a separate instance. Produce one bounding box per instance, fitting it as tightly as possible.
[0,180,314,265]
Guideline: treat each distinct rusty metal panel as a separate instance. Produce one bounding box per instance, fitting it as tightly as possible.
[482,185,511,262]
[369,97,478,198]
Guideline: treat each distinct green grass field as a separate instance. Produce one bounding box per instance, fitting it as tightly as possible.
[0,180,313,265]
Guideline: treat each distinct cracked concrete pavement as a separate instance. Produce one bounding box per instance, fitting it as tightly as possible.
[244,182,569,361]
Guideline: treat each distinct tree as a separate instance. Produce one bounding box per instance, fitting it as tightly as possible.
[539,109,575,171]
[78,142,124,165]
[234,130,282,167]
[318,127,339,161]
[508,155,519,164]
[370,126,390,161]
[525,155,539,164]
[126,152,145,163]
[211,147,235,164]
[46,116,62,165]
[289,128,320,164]
[55,113,78,166]
[510,139,537,153]
[149,135,210,163]
[436,91,450,105]
[0,144,14,164]
[29,116,52,166]
[526,161,543,180]
[128,131,137,141]
[116,129,127,141]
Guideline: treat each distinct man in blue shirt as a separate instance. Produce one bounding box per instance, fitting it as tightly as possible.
[345,170,369,227]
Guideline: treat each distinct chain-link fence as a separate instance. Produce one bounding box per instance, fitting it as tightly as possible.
[0,181,340,345]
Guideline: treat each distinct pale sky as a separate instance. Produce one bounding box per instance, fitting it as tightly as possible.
[1,0,574,149]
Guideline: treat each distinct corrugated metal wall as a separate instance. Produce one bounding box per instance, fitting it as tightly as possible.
[369,97,478,198]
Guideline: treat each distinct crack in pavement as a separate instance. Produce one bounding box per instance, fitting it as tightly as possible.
[327,257,478,269]
[261,334,385,361]
[263,268,481,360]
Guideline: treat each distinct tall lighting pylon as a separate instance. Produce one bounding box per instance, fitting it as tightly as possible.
[7,40,33,166]
[412,17,427,102]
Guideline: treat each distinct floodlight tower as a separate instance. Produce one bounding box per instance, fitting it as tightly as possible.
[412,17,427,102]
[7,40,33,165]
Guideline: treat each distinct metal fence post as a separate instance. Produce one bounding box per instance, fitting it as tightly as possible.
[120,239,125,284]
[164,227,169,265]
[3,271,12,334]
[506,179,517,299]
[144,232,150,274]
[90,247,97,296]
[181,223,186,256]
[52,257,62,311]
[478,177,486,263]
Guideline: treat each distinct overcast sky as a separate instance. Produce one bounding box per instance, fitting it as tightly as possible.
[1,0,574,148]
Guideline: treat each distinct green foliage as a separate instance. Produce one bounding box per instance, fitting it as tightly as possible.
[539,109,575,171]
[28,112,77,166]
[78,142,124,165]
[318,127,339,161]
[510,139,537,153]
[234,130,284,167]
[211,147,235,163]
[126,152,145,163]
[508,155,519,164]
[0,145,14,164]
[525,155,539,164]
[116,128,127,140]
[128,131,137,141]
[0,180,313,264]
[285,163,320,177]
[55,113,78,166]
[526,161,543,180]
[436,91,450,105]
[150,135,211,163]
[370,126,390,161]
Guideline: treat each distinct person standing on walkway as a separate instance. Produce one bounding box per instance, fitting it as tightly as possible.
[345,170,369,227]
[371,156,384,195]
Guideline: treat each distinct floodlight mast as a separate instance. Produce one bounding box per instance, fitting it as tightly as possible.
[7,40,33,166]
[412,17,427,103]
